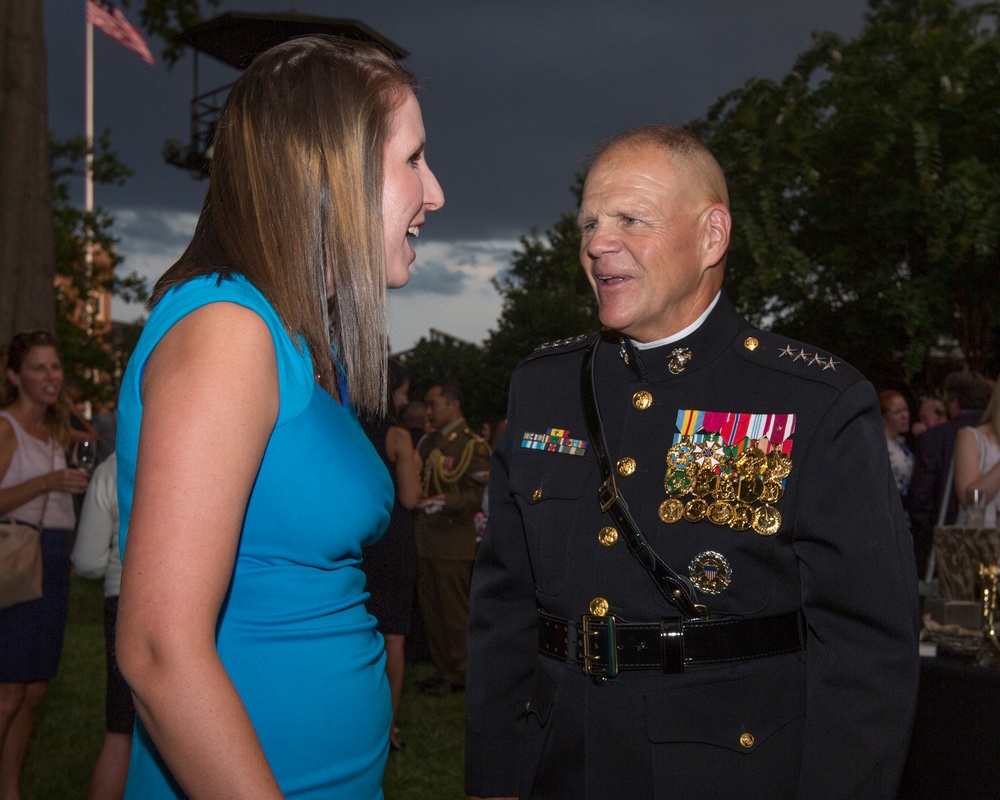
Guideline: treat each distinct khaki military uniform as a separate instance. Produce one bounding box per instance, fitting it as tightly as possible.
[415,417,491,686]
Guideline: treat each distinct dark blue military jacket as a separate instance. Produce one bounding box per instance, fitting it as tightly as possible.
[466,293,919,800]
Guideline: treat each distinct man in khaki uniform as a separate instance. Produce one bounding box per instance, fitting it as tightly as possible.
[415,383,491,695]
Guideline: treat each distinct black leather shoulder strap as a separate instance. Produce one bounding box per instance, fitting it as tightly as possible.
[580,339,706,620]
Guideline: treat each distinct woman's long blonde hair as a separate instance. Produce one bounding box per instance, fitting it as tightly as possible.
[152,36,416,414]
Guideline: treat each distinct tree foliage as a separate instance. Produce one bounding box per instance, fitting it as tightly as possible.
[480,181,596,419]
[689,0,1000,390]
[51,134,149,404]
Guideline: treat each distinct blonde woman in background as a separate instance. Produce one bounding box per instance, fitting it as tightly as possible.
[954,377,1000,526]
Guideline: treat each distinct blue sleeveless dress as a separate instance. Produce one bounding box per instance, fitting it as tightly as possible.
[117,274,393,798]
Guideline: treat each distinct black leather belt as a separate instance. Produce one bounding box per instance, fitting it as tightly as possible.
[538,608,806,677]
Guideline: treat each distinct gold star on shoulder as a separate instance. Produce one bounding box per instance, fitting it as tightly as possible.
[822,357,840,371]
[778,344,796,359]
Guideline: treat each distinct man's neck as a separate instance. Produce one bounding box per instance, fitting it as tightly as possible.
[633,290,722,350]
[440,416,465,437]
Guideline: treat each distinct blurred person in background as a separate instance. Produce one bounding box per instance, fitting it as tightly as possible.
[911,397,946,437]
[908,371,993,576]
[361,360,422,751]
[0,330,89,799]
[71,452,132,800]
[953,376,1000,527]
[880,389,915,497]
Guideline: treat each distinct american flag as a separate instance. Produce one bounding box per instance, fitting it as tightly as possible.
[86,0,155,65]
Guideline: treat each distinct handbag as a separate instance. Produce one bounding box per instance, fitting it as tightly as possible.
[0,519,43,609]
[0,441,54,610]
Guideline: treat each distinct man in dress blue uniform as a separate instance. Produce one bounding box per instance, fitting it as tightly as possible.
[465,125,919,800]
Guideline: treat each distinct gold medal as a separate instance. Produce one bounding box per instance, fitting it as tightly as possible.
[761,479,784,504]
[707,500,735,526]
[658,498,684,523]
[728,502,754,531]
[692,468,717,497]
[714,474,737,502]
[736,449,766,479]
[767,449,792,480]
[683,497,709,522]
[689,551,732,594]
[752,505,782,536]
[736,475,764,503]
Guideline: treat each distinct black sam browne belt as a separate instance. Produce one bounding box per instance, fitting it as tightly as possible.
[538,609,807,677]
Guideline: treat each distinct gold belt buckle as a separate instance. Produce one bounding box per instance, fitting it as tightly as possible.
[581,614,618,677]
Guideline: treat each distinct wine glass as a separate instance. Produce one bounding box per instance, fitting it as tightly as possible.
[70,438,97,474]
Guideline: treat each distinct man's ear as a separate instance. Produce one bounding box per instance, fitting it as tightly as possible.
[701,205,731,268]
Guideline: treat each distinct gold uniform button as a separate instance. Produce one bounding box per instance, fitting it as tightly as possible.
[598,526,619,546]
[744,336,759,351]
[525,701,532,712]
[617,457,637,476]
[532,489,542,501]
[589,597,609,617]
[739,732,755,748]
[632,390,653,410]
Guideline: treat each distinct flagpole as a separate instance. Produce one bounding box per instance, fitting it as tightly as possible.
[85,2,95,337]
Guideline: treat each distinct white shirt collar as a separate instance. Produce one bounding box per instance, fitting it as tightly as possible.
[632,291,722,351]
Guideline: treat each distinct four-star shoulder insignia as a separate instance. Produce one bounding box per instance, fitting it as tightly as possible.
[534,333,591,352]
[776,344,838,371]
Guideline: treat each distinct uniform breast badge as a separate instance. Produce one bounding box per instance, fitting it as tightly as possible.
[689,551,732,594]
[661,410,795,537]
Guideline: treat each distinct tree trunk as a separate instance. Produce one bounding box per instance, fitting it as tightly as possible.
[0,0,55,347]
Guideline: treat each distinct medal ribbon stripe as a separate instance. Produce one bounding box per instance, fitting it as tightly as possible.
[521,428,588,456]
[671,410,796,456]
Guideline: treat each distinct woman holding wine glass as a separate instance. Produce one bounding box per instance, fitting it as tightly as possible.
[0,330,90,798]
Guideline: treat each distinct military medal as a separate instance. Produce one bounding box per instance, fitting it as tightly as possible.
[658,498,684,523]
[752,506,781,536]
[660,419,792,535]
[683,497,709,522]
[707,500,734,526]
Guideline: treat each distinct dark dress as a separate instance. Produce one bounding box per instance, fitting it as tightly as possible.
[362,415,417,635]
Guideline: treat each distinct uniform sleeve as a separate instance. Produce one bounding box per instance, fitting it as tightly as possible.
[465,403,537,797]
[792,379,920,798]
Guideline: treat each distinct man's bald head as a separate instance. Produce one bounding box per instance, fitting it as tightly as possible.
[586,125,729,209]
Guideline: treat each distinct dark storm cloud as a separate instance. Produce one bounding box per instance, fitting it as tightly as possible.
[45,0,868,240]
[42,0,869,330]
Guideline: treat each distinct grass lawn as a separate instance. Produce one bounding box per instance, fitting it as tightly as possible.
[23,576,466,799]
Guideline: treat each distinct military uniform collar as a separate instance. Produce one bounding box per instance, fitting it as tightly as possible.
[439,416,467,439]
[602,290,744,383]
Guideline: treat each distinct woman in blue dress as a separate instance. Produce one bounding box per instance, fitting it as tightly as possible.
[115,36,444,799]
